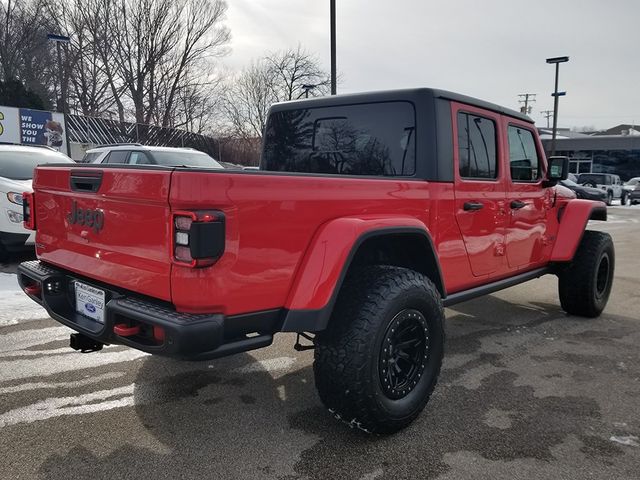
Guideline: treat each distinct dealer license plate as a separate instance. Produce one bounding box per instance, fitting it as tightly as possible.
[74,281,105,323]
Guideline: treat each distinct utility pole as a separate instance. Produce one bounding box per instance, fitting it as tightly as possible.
[330,0,336,95]
[518,93,536,115]
[540,110,554,128]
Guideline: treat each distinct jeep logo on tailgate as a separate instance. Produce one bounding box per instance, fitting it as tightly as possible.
[67,200,104,233]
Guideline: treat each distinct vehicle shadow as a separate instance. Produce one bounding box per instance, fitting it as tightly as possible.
[0,250,36,272]
[38,294,629,480]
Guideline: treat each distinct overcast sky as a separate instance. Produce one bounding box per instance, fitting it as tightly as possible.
[223,0,639,130]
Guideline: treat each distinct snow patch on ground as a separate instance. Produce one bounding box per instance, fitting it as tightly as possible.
[0,273,48,326]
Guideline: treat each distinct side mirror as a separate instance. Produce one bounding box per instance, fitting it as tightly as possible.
[546,156,569,185]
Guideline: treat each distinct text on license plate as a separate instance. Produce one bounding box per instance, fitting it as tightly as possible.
[74,281,105,323]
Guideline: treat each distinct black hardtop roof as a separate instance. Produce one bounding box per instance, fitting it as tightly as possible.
[269,87,533,124]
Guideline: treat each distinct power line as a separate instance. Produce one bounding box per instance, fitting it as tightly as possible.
[518,93,536,115]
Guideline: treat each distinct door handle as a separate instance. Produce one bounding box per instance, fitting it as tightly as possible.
[463,201,484,211]
[510,200,527,210]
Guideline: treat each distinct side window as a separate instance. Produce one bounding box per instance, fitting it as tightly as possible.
[507,126,540,182]
[129,151,153,165]
[456,112,497,179]
[81,152,100,163]
[105,150,129,164]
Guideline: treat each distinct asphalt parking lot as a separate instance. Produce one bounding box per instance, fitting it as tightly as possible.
[0,206,638,480]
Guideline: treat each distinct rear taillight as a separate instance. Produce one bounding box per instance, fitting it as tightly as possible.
[23,192,36,230]
[171,210,225,268]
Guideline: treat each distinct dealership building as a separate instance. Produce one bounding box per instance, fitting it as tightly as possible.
[540,125,640,180]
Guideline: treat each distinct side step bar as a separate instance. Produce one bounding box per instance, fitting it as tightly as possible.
[443,267,552,308]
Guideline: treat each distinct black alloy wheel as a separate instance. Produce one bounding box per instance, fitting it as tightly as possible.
[379,309,429,399]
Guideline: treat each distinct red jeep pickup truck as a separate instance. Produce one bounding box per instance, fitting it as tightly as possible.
[18,88,613,433]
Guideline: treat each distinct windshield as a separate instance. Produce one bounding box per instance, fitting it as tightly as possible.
[152,151,223,168]
[0,150,73,180]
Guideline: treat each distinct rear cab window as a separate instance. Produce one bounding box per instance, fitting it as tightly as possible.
[262,101,416,176]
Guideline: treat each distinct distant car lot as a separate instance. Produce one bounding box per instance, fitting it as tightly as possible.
[80,144,224,168]
[0,207,638,479]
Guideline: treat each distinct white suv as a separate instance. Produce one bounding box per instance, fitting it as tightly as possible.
[81,144,223,168]
[0,145,73,261]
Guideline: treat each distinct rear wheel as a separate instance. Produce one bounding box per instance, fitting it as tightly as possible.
[558,231,614,317]
[314,266,445,434]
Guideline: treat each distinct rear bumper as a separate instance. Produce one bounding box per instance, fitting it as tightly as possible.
[17,260,278,360]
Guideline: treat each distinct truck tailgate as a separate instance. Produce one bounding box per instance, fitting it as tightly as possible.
[33,166,173,301]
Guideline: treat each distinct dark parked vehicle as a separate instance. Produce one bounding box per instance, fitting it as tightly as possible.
[623,178,640,205]
[560,179,607,202]
[577,173,624,205]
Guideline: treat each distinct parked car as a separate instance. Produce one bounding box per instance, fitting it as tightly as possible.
[560,178,607,202]
[577,173,625,205]
[0,145,73,261]
[81,144,224,169]
[624,177,640,205]
[19,88,613,434]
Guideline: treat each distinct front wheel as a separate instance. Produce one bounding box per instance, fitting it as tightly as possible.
[606,191,613,206]
[621,192,628,206]
[558,231,614,317]
[314,266,445,434]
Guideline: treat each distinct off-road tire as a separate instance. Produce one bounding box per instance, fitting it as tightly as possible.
[621,192,628,206]
[314,265,445,434]
[558,230,614,317]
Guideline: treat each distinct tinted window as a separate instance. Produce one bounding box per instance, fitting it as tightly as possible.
[262,102,416,176]
[507,126,540,181]
[105,150,129,164]
[151,151,222,168]
[81,152,101,163]
[0,150,72,180]
[579,173,605,185]
[457,112,497,179]
[129,151,153,165]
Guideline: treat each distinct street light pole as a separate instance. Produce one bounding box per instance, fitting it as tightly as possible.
[546,56,569,156]
[330,0,336,95]
[47,34,71,114]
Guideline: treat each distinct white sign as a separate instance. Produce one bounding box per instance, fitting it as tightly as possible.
[0,106,20,144]
[0,105,68,154]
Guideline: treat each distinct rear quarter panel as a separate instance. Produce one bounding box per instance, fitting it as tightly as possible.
[169,171,438,314]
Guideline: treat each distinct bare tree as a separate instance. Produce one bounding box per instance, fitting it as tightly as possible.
[100,0,229,125]
[224,60,277,139]
[0,0,56,106]
[265,45,330,101]
[224,46,330,141]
